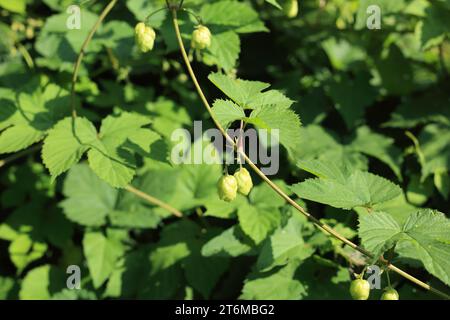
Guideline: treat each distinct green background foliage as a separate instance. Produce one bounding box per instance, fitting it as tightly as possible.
[0,0,449,300]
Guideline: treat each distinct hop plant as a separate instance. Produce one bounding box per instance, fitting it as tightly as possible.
[217,174,238,202]
[283,0,298,18]
[234,167,253,196]
[381,288,399,300]
[191,25,212,50]
[349,278,371,300]
[135,22,156,53]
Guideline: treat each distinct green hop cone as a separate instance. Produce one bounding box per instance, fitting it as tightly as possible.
[349,279,370,300]
[135,22,156,53]
[217,174,238,202]
[283,0,298,18]
[234,168,253,196]
[381,288,399,300]
[191,25,212,50]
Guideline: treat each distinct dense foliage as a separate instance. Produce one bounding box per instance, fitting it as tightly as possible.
[0,0,449,300]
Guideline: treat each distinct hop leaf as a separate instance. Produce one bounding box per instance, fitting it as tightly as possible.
[191,25,212,50]
[217,175,238,202]
[135,22,156,52]
[234,167,253,196]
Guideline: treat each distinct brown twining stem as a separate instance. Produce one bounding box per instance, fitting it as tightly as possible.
[125,185,183,218]
[169,7,449,299]
[70,0,118,118]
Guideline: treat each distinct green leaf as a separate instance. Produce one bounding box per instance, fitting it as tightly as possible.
[109,206,161,229]
[87,112,152,188]
[240,261,306,299]
[291,125,369,171]
[322,38,366,71]
[87,146,135,188]
[0,277,15,299]
[375,45,414,96]
[297,159,351,183]
[211,99,245,128]
[184,249,229,298]
[249,104,302,153]
[326,73,377,129]
[237,203,281,244]
[292,161,402,209]
[139,267,184,299]
[354,194,417,225]
[9,234,47,272]
[257,215,314,271]
[104,247,151,298]
[384,89,450,128]
[206,31,241,72]
[0,83,71,154]
[148,159,222,212]
[35,10,100,67]
[83,232,125,289]
[397,210,450,286]
[43,0,77,11]
[434,169,450,200]
[150,243,190,275]
[208,72,270,108]
[60,164,118,226]
[247,89,294,110]
[0,125,43,154]
[19,265,65,300]
[359,209,450,286]
[201,1,267,33]
[42,117,98,180]
[0,202,73,255]
[201,226,253,257]
[350,126,402,180]
[418,124,450,180]
[126,0,167,28]
[203,197,242,219]
[0,0,26,13]
[145,220,228,298]
[249,182,287,209]
[358,211,402,257]
[418,3,450,49]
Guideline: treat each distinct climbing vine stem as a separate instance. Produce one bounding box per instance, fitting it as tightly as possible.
[169,6,449,300]
[125,185,183,218]
[70,0,118,119]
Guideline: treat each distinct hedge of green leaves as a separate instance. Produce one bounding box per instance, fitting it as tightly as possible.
[0,0,449,300]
